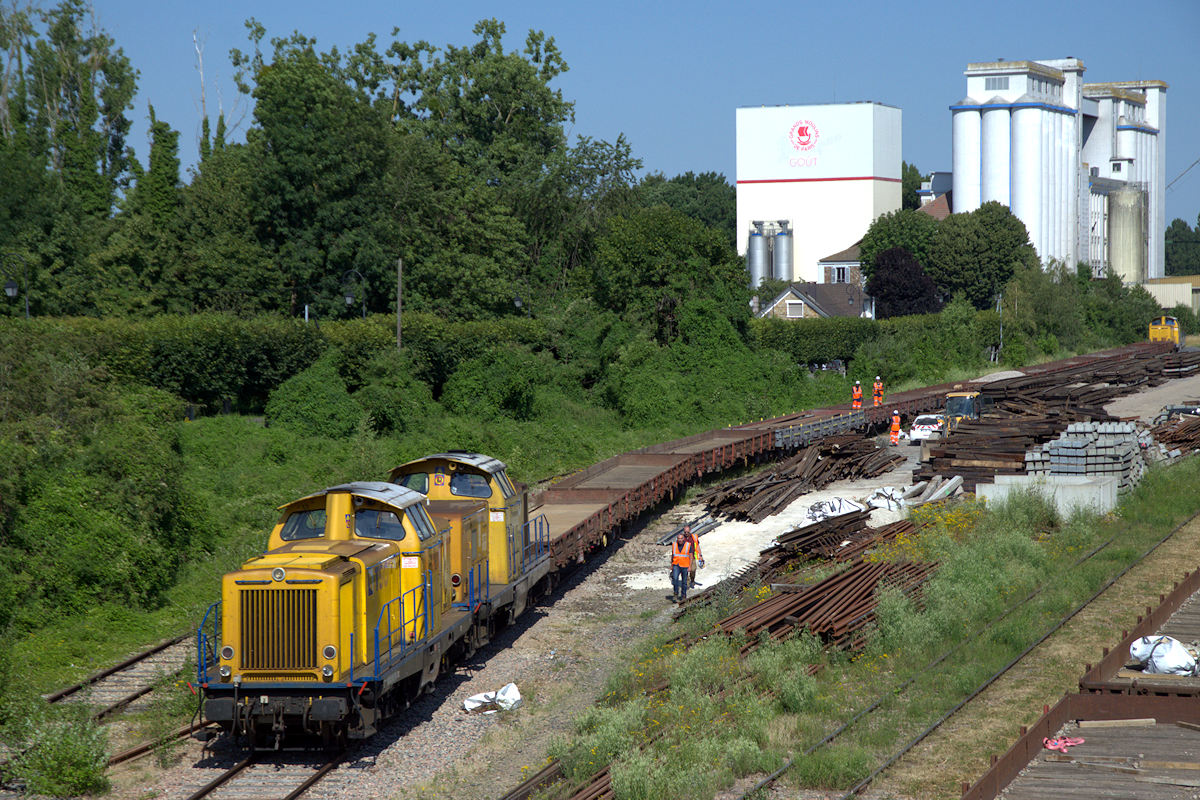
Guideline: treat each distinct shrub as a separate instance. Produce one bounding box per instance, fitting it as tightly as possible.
[353,349,441,434]
[265,350,362,438]
[6,705,109,797]
[440,344,547,422]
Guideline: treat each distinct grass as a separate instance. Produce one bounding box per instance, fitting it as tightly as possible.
[538,455,1200,800]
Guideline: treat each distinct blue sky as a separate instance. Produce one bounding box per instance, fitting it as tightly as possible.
[93,0,1200,227]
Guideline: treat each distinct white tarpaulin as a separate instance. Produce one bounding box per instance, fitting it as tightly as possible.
[1130,635,1198,676]
[463,683,523,714]
[867,487,906,511]
[804,497,865,522]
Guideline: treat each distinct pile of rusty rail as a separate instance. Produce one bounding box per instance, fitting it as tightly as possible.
[760,512,921,566]
[981,354,1170,410]
[697,436,903,523]
[715,558,936,653]
[915,412,1114,492]
[1162,349,1200,377]
[1150,414,1200,451]
[678,512,918,617]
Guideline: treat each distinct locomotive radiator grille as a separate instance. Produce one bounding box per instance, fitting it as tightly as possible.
[239,588,318,670]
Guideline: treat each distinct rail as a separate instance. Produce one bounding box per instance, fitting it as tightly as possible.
[522,513,550,572]
[196,601,220,684]
[371,571,432,677]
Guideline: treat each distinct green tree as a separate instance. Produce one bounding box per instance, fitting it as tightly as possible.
[901,160,924,211]
[929,201,1037,309]
[392,19,573,186]
[0,0,139,316]
[243,42,398,317]
[1166,216,1200,276]
[866,247,942,318]
[85,105,185,315]
[859,208,939,281]
[637,171,736,247]
[174,135,278,315]
[591,205,748,344]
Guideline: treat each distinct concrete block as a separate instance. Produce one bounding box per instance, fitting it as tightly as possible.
[977,474,1120,516]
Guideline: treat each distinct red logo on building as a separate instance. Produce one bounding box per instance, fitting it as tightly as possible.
[789,119,819,151]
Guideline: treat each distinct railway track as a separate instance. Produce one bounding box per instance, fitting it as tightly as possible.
[177,750,343,800]
[47,633,194,720]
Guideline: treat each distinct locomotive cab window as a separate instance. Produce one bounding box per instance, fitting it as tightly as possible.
[355,508,406,541]
[280,509,326,541]
[396,472,428,494]
[449,472,491,498]
[495,470,516,499]
[405,505,438,541]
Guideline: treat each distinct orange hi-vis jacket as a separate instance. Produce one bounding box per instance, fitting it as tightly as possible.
[671,539,694,568]
[891,412,901,431]
[873,381,883,399]
[851,384,863,402]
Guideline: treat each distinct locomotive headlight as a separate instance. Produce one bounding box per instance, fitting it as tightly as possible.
[271,567,286,582]
[219,665,232,678]
[321,665,334,677]
[323,645,337,660]
[220,645,234,660]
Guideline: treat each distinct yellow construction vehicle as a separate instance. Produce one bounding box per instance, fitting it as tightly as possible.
[1149,316,1181,349]
[944,389,982,431]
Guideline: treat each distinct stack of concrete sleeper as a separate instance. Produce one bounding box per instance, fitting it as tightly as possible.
[1024,421,1145,492]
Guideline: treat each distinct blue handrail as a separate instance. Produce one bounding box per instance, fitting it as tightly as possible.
[371,571,432,679]
[196,601,220,684]
[522,513,550,572]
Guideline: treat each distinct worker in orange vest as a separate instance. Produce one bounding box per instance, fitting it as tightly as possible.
[851,380,863,409]
[684,525,704,589]
[873,376,884,407]
[890,409,901,445]
[670,532,695,603]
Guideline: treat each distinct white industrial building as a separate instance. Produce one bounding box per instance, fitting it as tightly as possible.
[736,102,901,285]
[950,58,1166,280]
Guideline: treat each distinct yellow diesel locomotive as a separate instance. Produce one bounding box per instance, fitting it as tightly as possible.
[197,453,551,745]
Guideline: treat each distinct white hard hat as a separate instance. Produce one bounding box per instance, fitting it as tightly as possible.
[855,380,860,384]
[876,376,881,380]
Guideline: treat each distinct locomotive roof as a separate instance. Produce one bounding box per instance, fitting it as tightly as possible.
[281,481,427,511]
[393,451,508,475]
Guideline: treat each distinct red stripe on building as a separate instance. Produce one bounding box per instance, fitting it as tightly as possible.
[736,176,902,184]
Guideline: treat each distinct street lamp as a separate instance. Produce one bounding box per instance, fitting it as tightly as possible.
[1,254,28,319]
[341,269,366,319]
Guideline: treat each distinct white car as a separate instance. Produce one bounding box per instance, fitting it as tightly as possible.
[909,414,946,443]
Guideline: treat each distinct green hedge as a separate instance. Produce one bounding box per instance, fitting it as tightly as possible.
[0,313,554,413]
[748,307,1001,383]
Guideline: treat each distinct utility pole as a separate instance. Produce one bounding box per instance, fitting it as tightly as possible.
[396,257,403,350]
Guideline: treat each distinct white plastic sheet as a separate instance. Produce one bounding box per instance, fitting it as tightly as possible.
[463,682,523,714]
[1129,635,1197,676]
[867,487,906,511]
[804,497,865,522]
